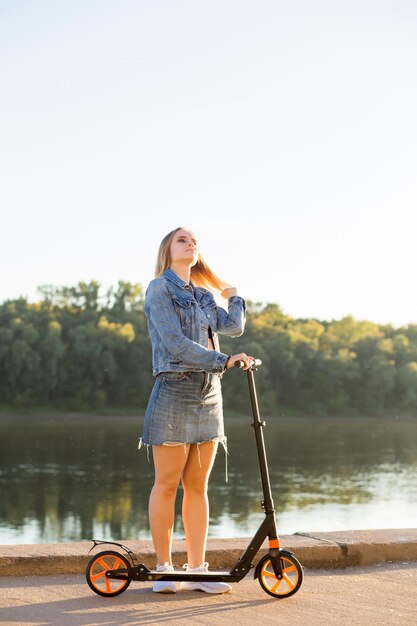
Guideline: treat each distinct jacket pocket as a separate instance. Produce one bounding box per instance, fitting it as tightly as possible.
[172,297,193,328]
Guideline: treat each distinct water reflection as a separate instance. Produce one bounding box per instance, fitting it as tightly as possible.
[0,414,416,544]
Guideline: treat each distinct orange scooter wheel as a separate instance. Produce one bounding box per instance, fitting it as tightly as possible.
[86,550,131,597]
[257,553,303,598]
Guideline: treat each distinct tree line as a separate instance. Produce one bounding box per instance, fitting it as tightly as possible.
[1,280,417,416]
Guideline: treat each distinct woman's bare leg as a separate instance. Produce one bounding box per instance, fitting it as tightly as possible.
[181,441,218,568]
[149,444,190,565]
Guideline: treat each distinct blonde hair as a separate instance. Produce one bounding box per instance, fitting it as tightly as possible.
[155,227,230,292]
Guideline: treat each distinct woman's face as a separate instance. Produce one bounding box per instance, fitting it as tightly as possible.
[170,229,199,266]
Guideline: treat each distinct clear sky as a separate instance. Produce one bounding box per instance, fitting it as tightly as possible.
[1,0,416,327]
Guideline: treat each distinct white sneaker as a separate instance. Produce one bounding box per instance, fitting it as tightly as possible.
[179,562,231,594]
[153,562,176,593]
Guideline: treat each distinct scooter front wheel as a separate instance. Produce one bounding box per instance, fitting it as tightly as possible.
[86,550,131,597]
[257,553,303,598]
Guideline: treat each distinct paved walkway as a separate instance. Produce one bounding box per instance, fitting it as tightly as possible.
[1,562,416,626]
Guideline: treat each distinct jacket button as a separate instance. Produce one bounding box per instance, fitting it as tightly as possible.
[207,314,210,318]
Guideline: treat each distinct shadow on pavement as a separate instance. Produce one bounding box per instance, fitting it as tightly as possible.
[0,578,273,626]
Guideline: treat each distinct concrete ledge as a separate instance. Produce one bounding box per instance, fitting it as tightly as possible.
[0,529,416,576]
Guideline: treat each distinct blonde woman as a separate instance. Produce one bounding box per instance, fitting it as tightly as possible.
[139,227,253,594]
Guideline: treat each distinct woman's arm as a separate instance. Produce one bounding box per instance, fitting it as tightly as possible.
[145,279,229,373]
[215,287,246,336]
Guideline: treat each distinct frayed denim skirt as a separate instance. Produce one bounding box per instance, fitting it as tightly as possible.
[140,371,224,445]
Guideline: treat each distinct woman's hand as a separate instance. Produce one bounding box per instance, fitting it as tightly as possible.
[221,287,238,299]
[227,353,254,370]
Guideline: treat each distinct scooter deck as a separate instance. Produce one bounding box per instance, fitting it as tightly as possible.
[113,567,243,582]
[148,570,232,576]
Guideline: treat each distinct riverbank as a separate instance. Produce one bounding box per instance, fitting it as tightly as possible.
[1,529,416,577]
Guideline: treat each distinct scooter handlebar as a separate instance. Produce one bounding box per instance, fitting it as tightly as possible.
[234,358,262,369]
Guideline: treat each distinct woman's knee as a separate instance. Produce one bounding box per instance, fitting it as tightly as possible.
[152,477,180,498]
[181,473,208,494]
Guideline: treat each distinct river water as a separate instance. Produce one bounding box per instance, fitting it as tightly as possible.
[0,413,416,544]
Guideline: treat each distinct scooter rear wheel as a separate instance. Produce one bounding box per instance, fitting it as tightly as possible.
[86,550,131,597]
[257,553,303,598]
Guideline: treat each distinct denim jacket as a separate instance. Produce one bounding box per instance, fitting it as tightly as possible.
[145,268,246,375]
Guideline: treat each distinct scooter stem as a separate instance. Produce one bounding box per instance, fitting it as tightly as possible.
[246,368,275,514]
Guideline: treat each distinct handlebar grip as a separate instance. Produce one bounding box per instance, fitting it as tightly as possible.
[234,358,262,369]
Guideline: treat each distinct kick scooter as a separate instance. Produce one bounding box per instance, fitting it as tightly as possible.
[85,359,304,599]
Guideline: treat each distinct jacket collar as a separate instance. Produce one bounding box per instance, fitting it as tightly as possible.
[163,268,195,291]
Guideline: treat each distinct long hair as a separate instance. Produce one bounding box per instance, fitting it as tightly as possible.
[155,227,230,292]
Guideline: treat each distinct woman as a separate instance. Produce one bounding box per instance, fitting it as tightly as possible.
[139,226,253,594]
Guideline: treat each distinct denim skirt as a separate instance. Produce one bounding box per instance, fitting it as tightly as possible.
[140,371,224,446]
